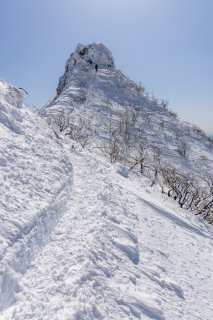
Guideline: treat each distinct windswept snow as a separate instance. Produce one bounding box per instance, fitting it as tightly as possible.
[1,43,213,319]
[0,79,73,311]
[2,146,213,319]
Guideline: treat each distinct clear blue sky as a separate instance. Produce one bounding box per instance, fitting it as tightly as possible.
[0,0,212,134]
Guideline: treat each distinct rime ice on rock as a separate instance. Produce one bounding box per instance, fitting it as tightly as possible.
[56,43,115,96]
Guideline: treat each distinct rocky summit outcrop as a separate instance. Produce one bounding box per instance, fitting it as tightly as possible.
[56,43,115,96]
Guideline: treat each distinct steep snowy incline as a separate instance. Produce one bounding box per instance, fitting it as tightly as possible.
[2,146,213,320]
[41,43,213,178]
[0,79,73,311]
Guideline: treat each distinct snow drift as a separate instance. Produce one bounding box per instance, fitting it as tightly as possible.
[2,147,213,320]
[0,79,73,310]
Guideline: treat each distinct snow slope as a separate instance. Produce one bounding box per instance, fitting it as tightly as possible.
[1,44,213,319]
[41,43,213,177]
[2,145,213,320]
[0,79,73,311]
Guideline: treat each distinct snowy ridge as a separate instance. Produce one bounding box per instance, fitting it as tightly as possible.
[1,44,213,319]
[2,147,213,319]
[42,43,213,179]
[40,43,213,226]
[0,79,73,311]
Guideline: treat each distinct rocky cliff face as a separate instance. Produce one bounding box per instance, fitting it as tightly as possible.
[56,43,115,96]
[41,42,160,120]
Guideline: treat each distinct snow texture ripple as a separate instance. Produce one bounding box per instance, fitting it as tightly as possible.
[0,79,73,311]
[2,146,213,319]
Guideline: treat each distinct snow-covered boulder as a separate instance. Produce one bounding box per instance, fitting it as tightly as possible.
[0,79,73,311]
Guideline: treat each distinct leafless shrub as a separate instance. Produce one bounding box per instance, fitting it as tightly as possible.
[207,136,213,144]
[160,99,169,110]
[65,116,93,148]
[169,109,178,119]
[128,140,149,174]
[175,137,189,159]
[134,82,146,96]
[141,112,152,124]
[98,108,143,164]
[160,99,177,118]
[96,115,121,162]
[131,100,141,113]
[195,173,213,220]
[161,168,196,208]
[52,111,70,132]
[150,146,163,186]
[118,109,137,148]
[192,125,208,138]
[161,166,213,223]
[99,135,121,163]
[159,118,165,132]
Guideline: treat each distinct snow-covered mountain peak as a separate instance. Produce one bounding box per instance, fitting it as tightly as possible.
[56,42,115,96]
[75,42,115,69]
[41,42,213,226]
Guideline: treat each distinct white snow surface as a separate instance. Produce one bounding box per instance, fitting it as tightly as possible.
[1,142,213,319]
[0,79,73,311]
[1,45,213,319]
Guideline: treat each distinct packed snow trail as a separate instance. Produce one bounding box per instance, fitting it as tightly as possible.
[0,79,73,311]
[2,147,213,319]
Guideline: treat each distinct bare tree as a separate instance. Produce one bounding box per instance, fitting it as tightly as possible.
[151,146,163,187]
[161,167,192,207]
[169,109,178,119]
[98,115,122,162]
[99,135,121,163]
[195,173,213,219]
[161,166,213,223]
[118,109,137,150]
[141,112,152,124]
[160,99,169,110]
[52,111,70,132]
[176,138,189,159]
[65,116,92,148]
[128,139,148,174]
[159,118,165,133]
[134,82,146,96]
